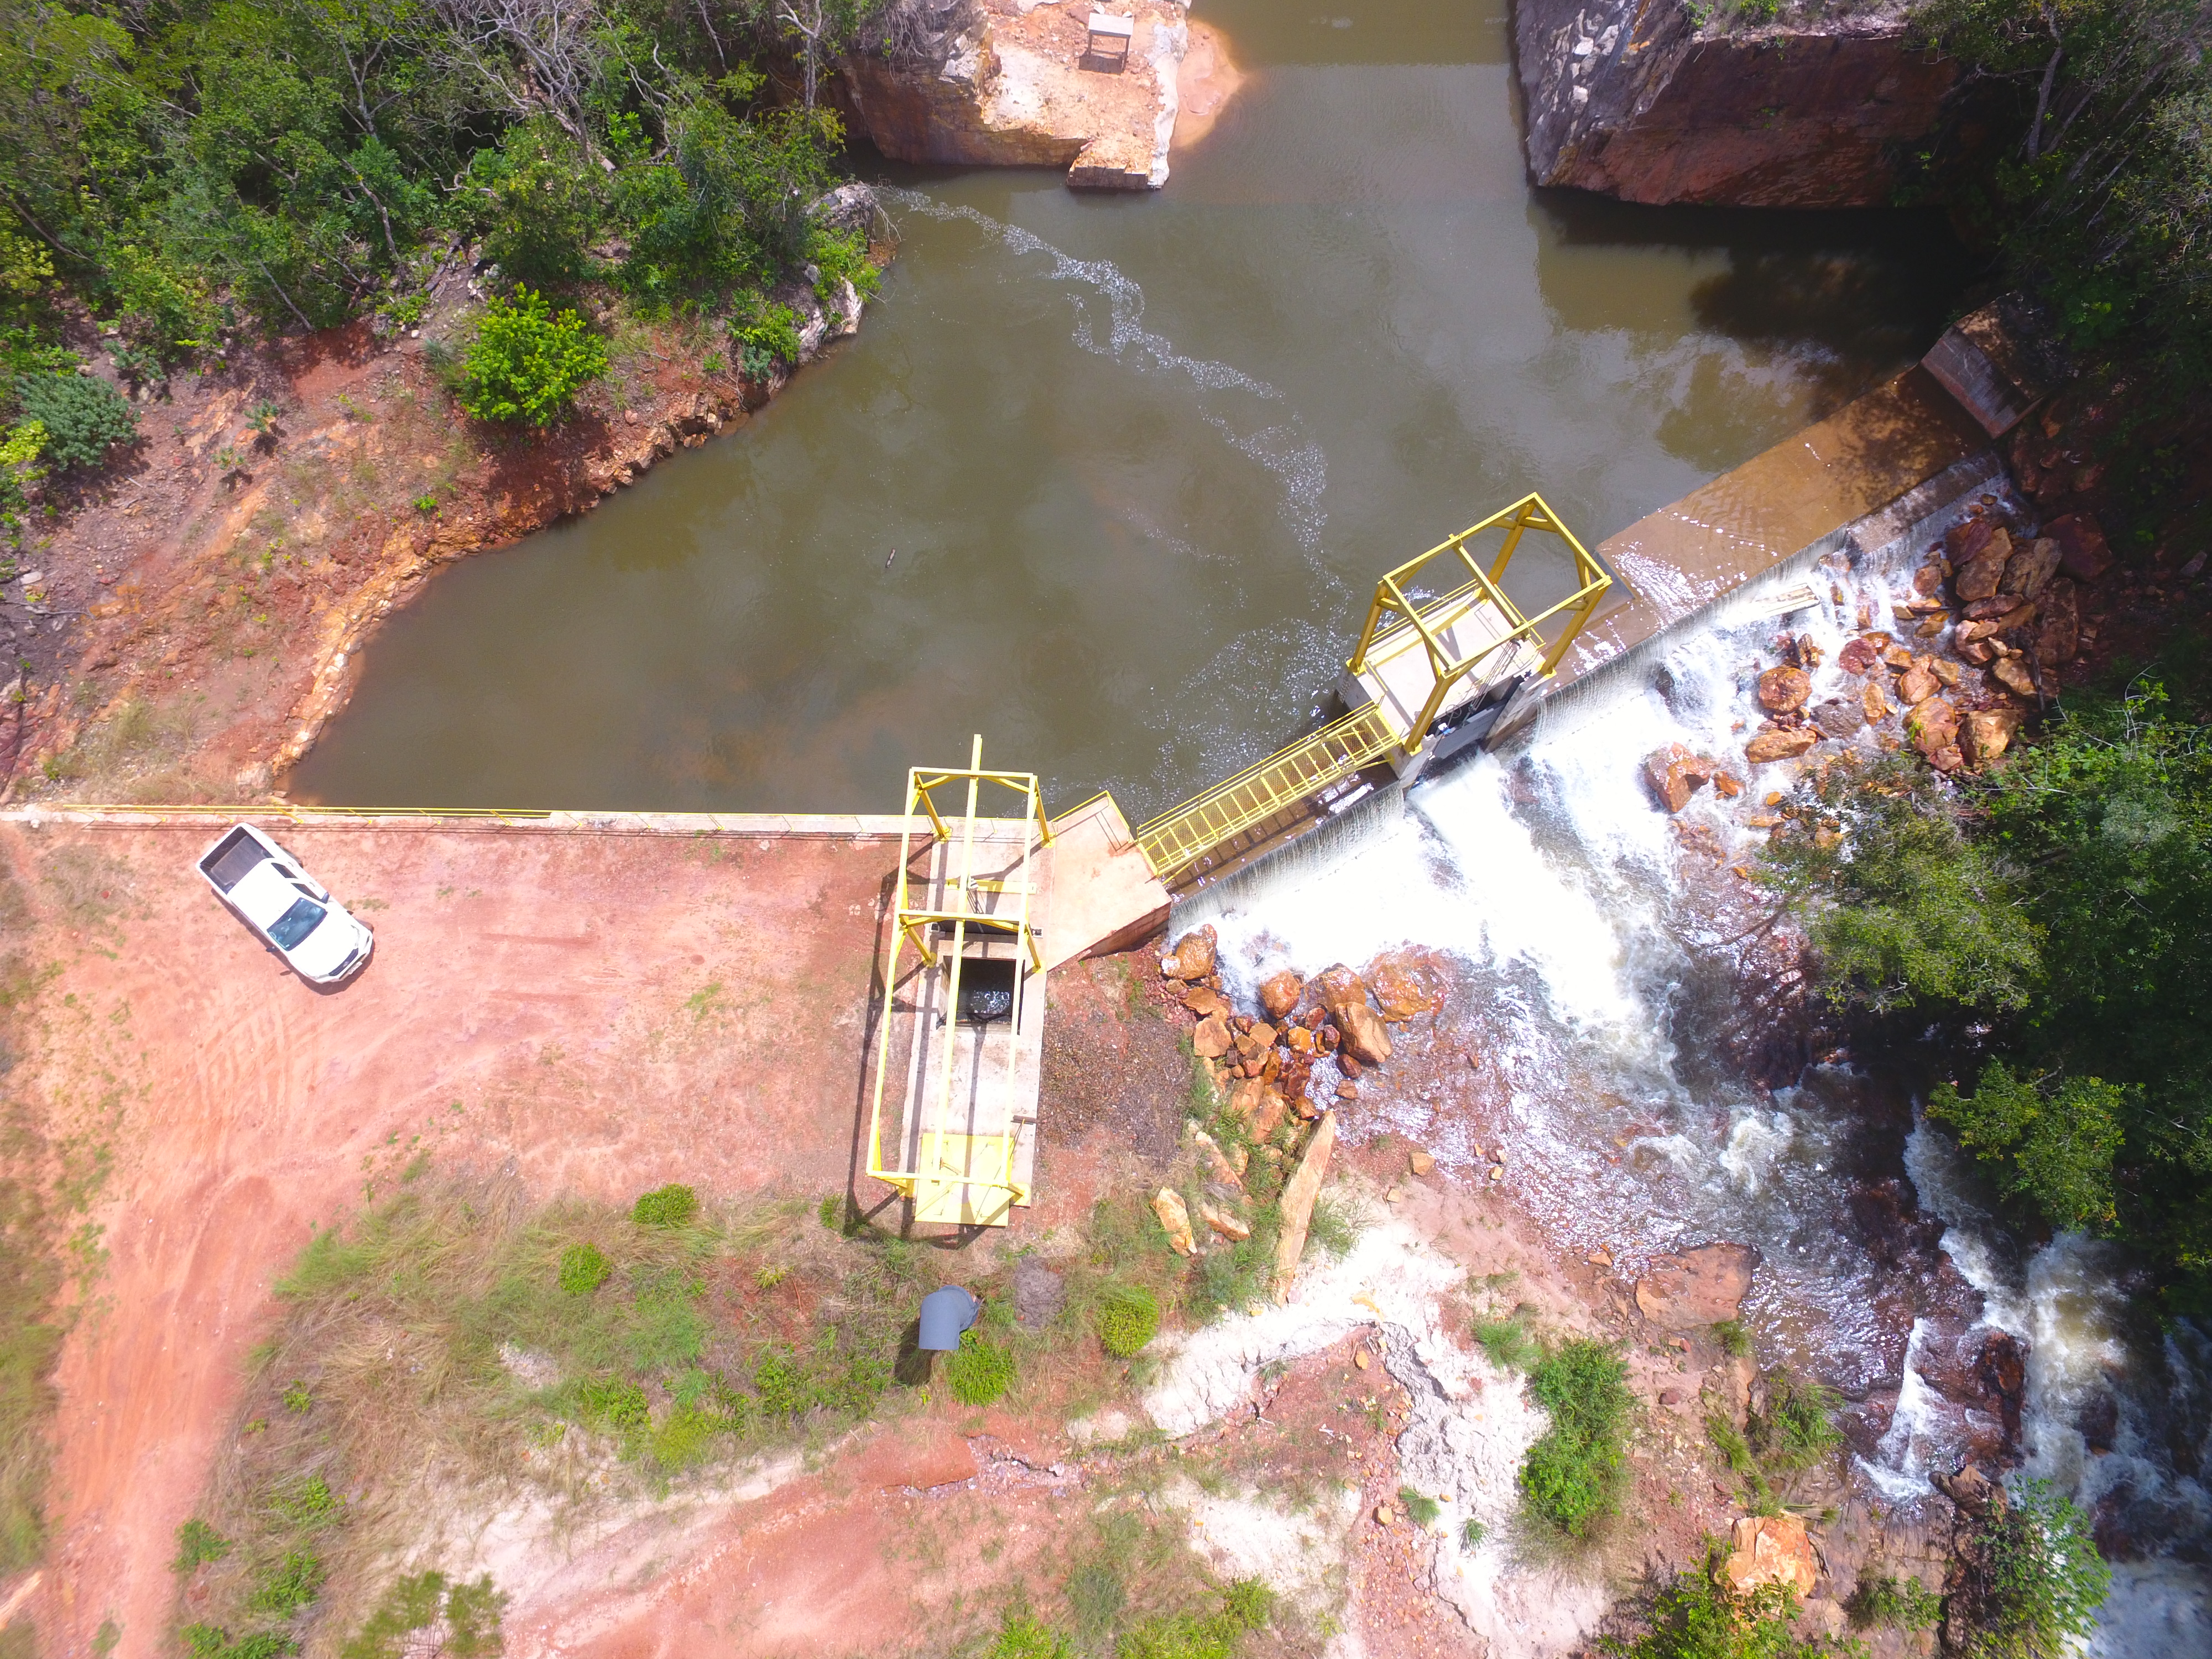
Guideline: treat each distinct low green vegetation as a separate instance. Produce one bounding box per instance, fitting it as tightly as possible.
[174,1171,931,1652]
[338,1570,502,1659]
[1952,1479,2111,1659]
[173,1517,233,1573]
[982,1571,1274,1659]
[1706,1368,1843,1514]
[1473,1311,1542,1373]
[558,1240,611,1295]
[0,871,65,1579]
[1396,1485,1442,1529]
[631,1182,699,1228]
[1601,1543,1845,1658]
[1519,1338,1633,1539]
[1762,674,2212,1313]
[987,1611,1076,1659]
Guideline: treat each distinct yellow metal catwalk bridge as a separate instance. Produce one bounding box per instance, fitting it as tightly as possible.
[1132,493,1612,885]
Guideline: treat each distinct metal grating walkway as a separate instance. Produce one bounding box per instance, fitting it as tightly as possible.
[1133,703,1397,884]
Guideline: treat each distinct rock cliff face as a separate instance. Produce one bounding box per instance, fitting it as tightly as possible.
[1513,1,1954,208]
[841,0,1186,189]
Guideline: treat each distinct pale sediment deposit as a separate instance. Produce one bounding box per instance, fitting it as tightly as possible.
[842,0,1193,188]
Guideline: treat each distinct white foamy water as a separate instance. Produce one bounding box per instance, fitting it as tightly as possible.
[1177,511,2211,1654]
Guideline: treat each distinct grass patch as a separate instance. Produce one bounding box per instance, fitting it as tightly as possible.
[1747,1372,1841,1474]
[1710,1319,1752,1359]
[175,1170,931,1654]
[630,1183,697,1228]
[1707,1366,1842,1512]
[1397,1485,1442,1529]
[174,1517,233,1572]
[338,1570,502,1657]
[1098,1285,1161,1358]
[1474,1312,1541,1373]
[0,888,64,1577]
[945,1330,1016,1406]
[986,1610,1074,1658]
[1519,1339,1632,1539]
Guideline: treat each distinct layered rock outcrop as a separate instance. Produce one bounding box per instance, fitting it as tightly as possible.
[1512,1,1954,207]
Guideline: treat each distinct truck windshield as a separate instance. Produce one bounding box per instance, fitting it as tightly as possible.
[268,896,326,951]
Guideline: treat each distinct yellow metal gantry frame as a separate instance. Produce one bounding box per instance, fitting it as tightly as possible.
[1133,492,1611,884]
[1347,491,1612,752]
[865,735,1052,1223]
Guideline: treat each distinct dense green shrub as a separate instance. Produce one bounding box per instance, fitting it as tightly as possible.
[1600,1546,1829,1658]
[620,106,839,299]
[1520,1339,1631,1538]
[1847,1572,1941,1632]
[12,373,134,472]
[1913,1,2212,385]
[808,223,880,303]
[467,119,606,289]
[458,287,606,427]
[630,1183,698,1229]
[1097,1284,1161,1357]
[1760,752,2039,1015]
[731,299,802,380]
[944,1329,1015,1406]
[558,1241,611,1295]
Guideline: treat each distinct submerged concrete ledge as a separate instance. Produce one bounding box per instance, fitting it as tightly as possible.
[1564,366,1992,691]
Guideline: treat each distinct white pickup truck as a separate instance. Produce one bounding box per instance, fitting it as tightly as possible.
[196,824,374,985]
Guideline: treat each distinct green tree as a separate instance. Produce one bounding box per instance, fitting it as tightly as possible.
[457,285,606,426]
[1913,1,2212,365]
[1767,678,2212,1308]
[1954,1479,2111,1659]
[465,117,606,288]
[1758,752,2041,1014]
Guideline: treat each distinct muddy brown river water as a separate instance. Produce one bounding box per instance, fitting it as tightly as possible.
[291,0,1976,817]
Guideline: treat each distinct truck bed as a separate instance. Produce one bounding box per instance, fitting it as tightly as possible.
[200,827,268,893]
